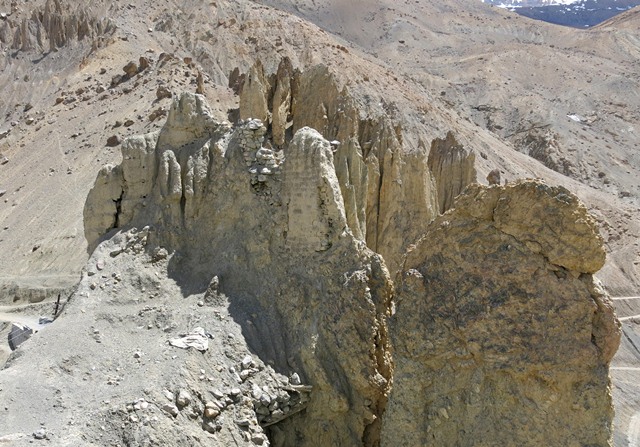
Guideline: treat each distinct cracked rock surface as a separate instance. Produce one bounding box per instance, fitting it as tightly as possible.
[382,180,621,447]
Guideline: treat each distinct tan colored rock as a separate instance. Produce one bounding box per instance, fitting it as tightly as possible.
[123,61,138,78]
[83,163,123,252]
[234,61,443,274]
[283,128,348,252]
[272,63,439,273]
[271,57,293,146]
[486,168,501,185]
[84,93,393,446]
[148,107,166,122]
[156,93,225,149]
[195,71,204,95]
[239,60,270,123]
[138,56,150,72]
[291,64,357,140]
[375,130,439,273]
[490,181,606,273]
[156,85,172,100]
[334,138,368,242]
[381,179,620,447]
[427,131,477,214]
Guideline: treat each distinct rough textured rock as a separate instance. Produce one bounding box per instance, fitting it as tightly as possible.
[271,58,293,147]
[83,163,123,252]
[239,60,270,124]
[3,0,114,52]
[427,131,477,214]
[81,92,393,446]
[381,180,621,447]
[0,56,624,447]
[514,127,574,177]
[0,1,638,444]
[486,168,501,185]
[235,61,440,273]
[491,182,606,273]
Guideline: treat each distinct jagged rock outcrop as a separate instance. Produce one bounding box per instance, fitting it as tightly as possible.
[83,163,124,252]
[514,127,575,177]
[82,92,393,446]
[1,0,114,52]
[427,131,477,214]
[236,61,440,273]
[239,60,270,124]
[5,90,622,446]
[271,57,294,147]
[381,180,621,446]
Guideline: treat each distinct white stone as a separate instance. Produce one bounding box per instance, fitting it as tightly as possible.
[176,389,191,408]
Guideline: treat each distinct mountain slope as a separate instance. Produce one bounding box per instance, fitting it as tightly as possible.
[0,0,638,444]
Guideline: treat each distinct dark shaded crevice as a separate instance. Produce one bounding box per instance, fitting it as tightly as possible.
[179,193,187,222]
[113,190,123,229]
[362,255,394,447]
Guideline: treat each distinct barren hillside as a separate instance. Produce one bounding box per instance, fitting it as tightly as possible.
[0,0,638,445]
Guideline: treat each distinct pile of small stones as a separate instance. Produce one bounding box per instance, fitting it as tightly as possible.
[108,226,150,258]
[237,119,284,186]
[252,373,312,427]
[160,385,269,445]
[143,353,312,446]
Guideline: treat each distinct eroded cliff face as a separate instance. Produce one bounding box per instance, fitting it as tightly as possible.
[235,59,449,274]
[80,92,621,446]
[83,92,392,446]
[0,0,113,52]
[381,180,621,446]
[428,131,477,214]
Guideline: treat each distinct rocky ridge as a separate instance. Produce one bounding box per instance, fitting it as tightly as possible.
[0,92,621,446]
[233,59,477,274]
[1,0,638,296]
[80,92,393,446]
[0,0,113,53]
[0,0,636,444]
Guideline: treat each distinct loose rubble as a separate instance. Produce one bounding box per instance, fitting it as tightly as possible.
[237,119,285,190]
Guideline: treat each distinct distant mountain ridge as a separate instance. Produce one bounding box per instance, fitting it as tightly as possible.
[483,0,581,5]
[482,0,640,27]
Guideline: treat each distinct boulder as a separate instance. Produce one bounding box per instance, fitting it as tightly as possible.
[381,180,620,447]
[486,168,501,185]
[8,323,33,351]
[106,135,120,147]
[122,61,138,78]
